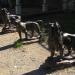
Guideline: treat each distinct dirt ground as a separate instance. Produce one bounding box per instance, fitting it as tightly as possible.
[0,27,75,75]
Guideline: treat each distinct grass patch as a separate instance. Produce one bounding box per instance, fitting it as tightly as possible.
[14,40,22,48]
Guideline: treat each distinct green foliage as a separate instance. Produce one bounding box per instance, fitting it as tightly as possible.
[14,40,22,48]
[40,32,48,43]
[38,20,49,44]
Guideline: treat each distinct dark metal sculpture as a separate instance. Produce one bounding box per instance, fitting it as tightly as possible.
[48,21,64,58]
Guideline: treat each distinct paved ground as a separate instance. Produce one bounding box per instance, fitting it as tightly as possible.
[0,27,75,75]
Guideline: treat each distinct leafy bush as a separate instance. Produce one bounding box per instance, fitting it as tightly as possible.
[14,40,22,48]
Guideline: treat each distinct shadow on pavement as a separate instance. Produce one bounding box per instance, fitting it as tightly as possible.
[0,38,39,51]
[22,56,75,75]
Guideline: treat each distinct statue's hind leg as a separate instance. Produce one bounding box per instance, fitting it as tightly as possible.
[2,22,7,33]
[50,49,55,57]
[34,24,41,40]
[24,30,28,40]
[18,30,22,41]
[31,29,35,38]
[48,41,55,57]
[59,44,64,58]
